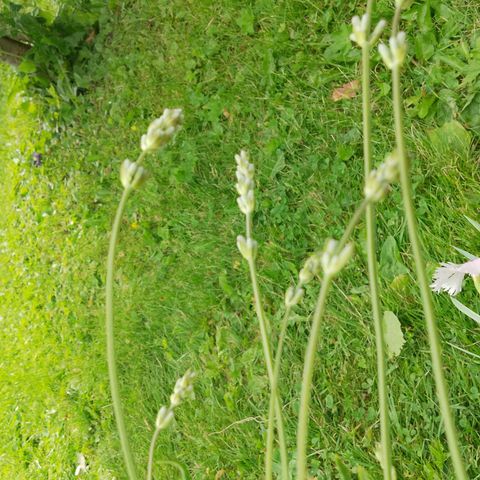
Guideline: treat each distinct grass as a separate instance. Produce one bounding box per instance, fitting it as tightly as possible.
[1,0,479,478]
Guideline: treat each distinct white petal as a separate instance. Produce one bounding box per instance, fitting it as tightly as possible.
[458,258,480,276]
[430,263,465,296]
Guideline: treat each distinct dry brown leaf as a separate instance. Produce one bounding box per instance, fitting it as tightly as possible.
[331,79,360,102]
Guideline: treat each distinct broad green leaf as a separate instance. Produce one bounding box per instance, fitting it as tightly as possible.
[379,236,409,282]
[236,9,254,35]
[451,297,480,325]
[428,120,471,157]
[383,311,406,359]
[18,58,37,74]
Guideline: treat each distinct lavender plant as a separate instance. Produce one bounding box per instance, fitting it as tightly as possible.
[235,149,398,479]
[105,109,192,480]
[235,2,469,479]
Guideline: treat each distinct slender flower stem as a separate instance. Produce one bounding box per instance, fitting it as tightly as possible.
[390,10,467,480]
[362,2,393,477]
[146,428,187,480]
[296,200,368,480]
[296,275,333,480]
[266,307,292,479]
[147,428,161,480]
[245,214,289,479]
[106,186,138,480]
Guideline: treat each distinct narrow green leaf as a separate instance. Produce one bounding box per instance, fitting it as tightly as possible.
[451,297,480,325]
[465,216,480,233]
[453,246,475,261]
[383,311,406,360]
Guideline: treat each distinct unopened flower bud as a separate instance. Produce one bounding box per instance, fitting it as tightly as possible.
[370,19,387,45]
[285,286,304,307]
[155,406,174,430]
[322,240,354,277]
[364,170,387,202]
[237,235,258,261]
[235,150,254,178]
[141,108,183,152]
[120,159,148,189]
[350,14,369,47]
[379,32,407,70]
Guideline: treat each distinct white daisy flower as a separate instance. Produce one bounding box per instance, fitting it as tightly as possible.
[430,258,480,296]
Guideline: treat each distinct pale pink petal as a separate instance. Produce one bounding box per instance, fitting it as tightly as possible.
[457,258,480,276]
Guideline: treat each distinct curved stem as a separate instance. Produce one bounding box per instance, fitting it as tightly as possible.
[265,307,292,479]
[147,428,161,480]
[296,199,370,480]
[296,275,333,480]
[391,10,467,480]
[106,187,138,480]
[247,257,289,479]
[245,213,289,479]
[362,1,393,476]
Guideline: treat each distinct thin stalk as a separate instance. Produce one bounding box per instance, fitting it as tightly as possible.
[246,214,289,479]
[296,200,368,480]
[296,275,333,480]
[391,11,467,480]
[106,186,138,480]
[362,2,393,477]
[265,307,292,479]
[146,429,187,480]
[146,428,161,480]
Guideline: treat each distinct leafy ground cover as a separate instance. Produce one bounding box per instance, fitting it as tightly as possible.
[1,0,479,478]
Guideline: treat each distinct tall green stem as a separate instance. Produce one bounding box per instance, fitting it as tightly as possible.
[265,307,292,479]
[146,428,187,480]
[361,2,393,477]
[296,200,368,480]
[106,186,138,480]
[296,275,333,480]
[391,11,467,480]
[245,214,289,479]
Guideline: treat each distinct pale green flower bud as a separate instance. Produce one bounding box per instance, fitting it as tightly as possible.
[155,406,174,430]
[370,19,387,45]
[378,43,394,69]
[379,32,407,69]
[381,151,399,183]
[364,170,387,202]
[350,14,369,47]
[299,254,322,284]
[237,235,258,261]
[140,108,183,152]
[321,239,338,273]
[321,240,354,277]
[237,190,255,214]
[235,150,254,177]
[285,286,304,307]
[390,31,407,65]
[120,159,148,189]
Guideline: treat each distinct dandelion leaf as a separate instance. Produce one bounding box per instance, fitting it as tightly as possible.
[383,311,405,360]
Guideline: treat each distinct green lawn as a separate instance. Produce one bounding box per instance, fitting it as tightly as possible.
[1,0,479,478]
